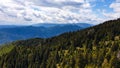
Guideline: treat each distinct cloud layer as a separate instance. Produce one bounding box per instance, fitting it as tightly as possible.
[0,0,119,25]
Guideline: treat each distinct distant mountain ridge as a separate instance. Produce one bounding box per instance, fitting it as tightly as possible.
[0,23,92,44]
[0,25,19,29]
[31,23,93,27]
[0,18,120,68]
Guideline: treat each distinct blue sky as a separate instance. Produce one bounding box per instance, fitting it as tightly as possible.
[0,0,120,25]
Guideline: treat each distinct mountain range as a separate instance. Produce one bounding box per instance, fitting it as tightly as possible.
[0,18,120,68]
[0,23,92,44]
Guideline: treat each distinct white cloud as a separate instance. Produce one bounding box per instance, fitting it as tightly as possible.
[0,0,117,25]
[116,0,120,2]
[103,0,120,20]
[46,0,85,3]
[110,2,120,12]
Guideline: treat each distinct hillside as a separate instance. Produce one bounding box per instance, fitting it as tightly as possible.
[0,18,120,68]
[0,23,91,44]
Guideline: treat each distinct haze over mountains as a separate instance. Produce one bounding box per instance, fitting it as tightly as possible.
[0,23,92,44]
[0,0,120,68]
[0,18,120,68]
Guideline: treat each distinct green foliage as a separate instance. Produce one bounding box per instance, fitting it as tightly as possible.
[0,44,15,56]
[0,18,120,68]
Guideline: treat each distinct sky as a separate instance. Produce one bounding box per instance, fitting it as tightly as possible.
[0,0,120,25]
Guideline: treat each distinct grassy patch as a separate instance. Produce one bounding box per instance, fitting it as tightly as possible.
[0,45,15,56]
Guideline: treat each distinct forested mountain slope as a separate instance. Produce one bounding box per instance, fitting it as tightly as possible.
[0,18,120,68]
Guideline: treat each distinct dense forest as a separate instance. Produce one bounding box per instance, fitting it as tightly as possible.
[0,18,120,68]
